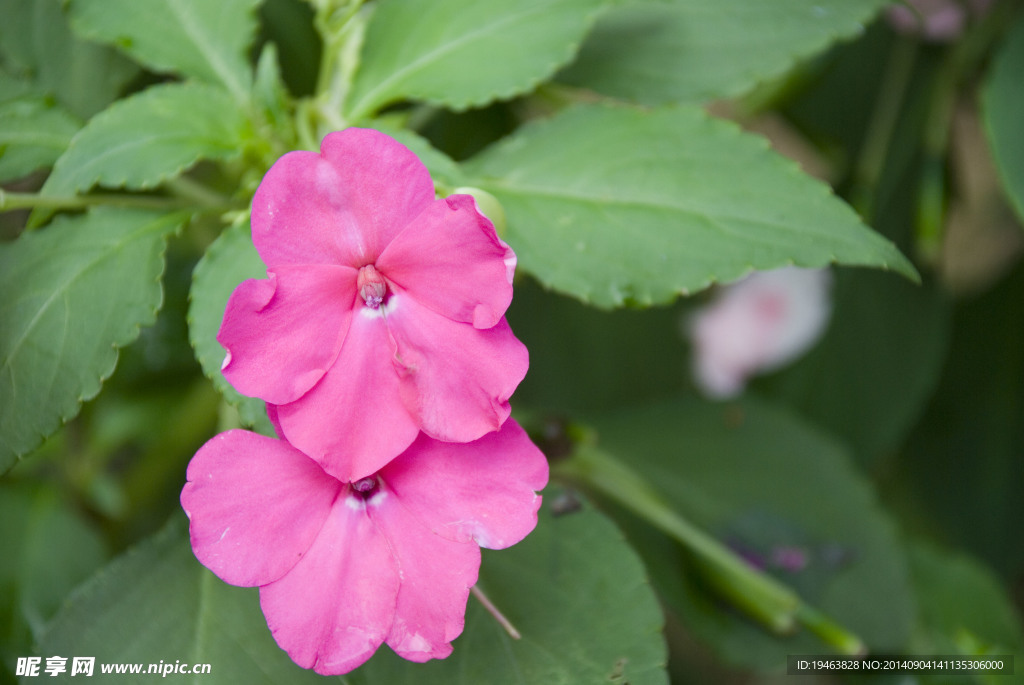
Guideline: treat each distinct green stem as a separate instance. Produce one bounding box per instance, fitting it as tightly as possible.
[163,176,236,210]
[0,190,224,213]
[850,36,919,222]
[554,446,865,654]
[916,0,1022,256]
[308,0,368,134]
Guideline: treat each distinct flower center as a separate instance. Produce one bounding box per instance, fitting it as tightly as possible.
[357,264,388,309]
[352,475,379,499]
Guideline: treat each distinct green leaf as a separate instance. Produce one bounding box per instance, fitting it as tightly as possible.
[0,95,81,183]
[558,0,888,105]
[344,492,669,685]
[343,0,607,121]
[0,208,184,471]
[39,497,667,684]
[188,221,273,434]
[588,396,914,670]
[0,0,139,119]
[36,516,328,685]
[983,12,1024,226]
[757,270,950,466]
[39,82,250,201]
[0,484,107,669]
[464,104,917,308]
[908,541,1024,661]
[66,0,261,103]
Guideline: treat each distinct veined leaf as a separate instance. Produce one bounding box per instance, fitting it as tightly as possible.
[0,0,139,119]
[347,492,667,685]
[0,208,184,471]
[558,0,889,105]
[36,516,327,685]
[39,82,249,202]
[344,0,607,121]
[67,0,261,103]
[0,96,80,183]
[464,104,916,308]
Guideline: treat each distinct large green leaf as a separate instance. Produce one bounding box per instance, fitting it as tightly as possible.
[342,493,667,685]
[343,0,607,121]
[0,88,80,183]
[464,104,916,308]
[757,270,950,467]
[907,541,1024,665]
[0,484,107,677]
[0,0,139,119]
[38,82,250,202]
[589,396,914,670]
[35,516,327,685]
[0,208,184,471]
[38,498,667,684]
[187,221,273,434]
[558,0,888,105]
[983,12,1024,226]
[66,0,260,103]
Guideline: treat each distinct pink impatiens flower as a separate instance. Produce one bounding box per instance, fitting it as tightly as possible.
[686,267,833,398]
[181,420,547,675]
[218,128,527,481]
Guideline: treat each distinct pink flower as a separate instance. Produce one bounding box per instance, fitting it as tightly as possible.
[180,420,547,675]
[687,267,833,398]
[218,129,527,481]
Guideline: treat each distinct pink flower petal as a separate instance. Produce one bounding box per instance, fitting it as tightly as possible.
[218,264,357,405]
[383,421,547,549]
[181,430,341,587]
[378,194,514,329]
[265,403,283,439]
[259,493,400,675]
[273,310,420,481]
[368,484,480,662]
[251,129,436,269]
[387,295,528,444]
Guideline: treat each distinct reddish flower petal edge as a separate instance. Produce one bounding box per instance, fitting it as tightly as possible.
[218,128,527,479]
[180,420,547,675]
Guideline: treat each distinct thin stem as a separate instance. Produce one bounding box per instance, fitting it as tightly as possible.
[555,446,865,654]
[310,0,367,132]
[850,36,919,221]
[163,176,236,209]
[471,585,521,640]
[0,190,226,213]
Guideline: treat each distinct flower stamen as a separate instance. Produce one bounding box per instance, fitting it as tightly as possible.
[352,475,379,498]
[357,265,388,309]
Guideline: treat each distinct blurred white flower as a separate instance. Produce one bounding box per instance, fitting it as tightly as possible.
[686,267,833,399]
[886,0,993,43]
